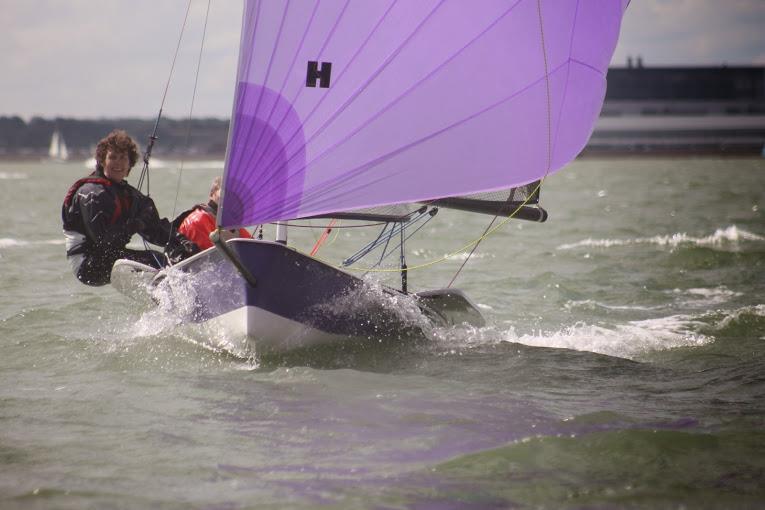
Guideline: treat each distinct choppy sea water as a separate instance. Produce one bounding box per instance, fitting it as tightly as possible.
[1,157,764,509]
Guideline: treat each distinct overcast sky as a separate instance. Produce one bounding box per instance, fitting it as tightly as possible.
[1,0,764,120]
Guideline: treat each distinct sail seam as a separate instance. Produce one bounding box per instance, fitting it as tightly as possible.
[244,0,446,197]
[241,0,321,185]
[292,61,568,219]
[230,0,292,172]
[570,57,604,77]
[242,0,396,191]
[219,0,257,225]
[249,60,568,224]
[236,0,352,195]
[551,0,580,168]
[447,0,553,286]
[249,0,528,217]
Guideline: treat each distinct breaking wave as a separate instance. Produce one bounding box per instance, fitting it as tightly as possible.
[434,314,718,360]
[671,286,744,307]
[514,315,711,359]
[565,286,744,313]
[701,304,765,338]
[0,238,65,249]
[557,226,764,251]
[435,301,765,360]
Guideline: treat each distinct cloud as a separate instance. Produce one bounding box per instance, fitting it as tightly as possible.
[612,0,765,66]
[1,1,763,118]
[0,1,241,119]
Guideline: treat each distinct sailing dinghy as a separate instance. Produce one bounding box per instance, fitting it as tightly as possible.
[112,0,628,354]
[48,128,69,162]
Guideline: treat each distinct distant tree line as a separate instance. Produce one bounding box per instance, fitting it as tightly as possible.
[0,116,230,158]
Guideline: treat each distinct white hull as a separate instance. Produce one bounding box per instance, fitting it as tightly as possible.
[207,305,353,355]
[112,240,485,355]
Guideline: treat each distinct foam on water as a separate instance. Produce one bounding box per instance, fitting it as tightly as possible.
[516,314,712,359]
[558,225,764,251]
[438,301,765,360]
[0,238,65,248]
[316,276,434,332]
[671,286,743,307]
[565,286,743,314]
[434,313,714,360]
[564,300,663,312]
[126,266,253,359]
[711,304,765,333]
[0,171,27,180]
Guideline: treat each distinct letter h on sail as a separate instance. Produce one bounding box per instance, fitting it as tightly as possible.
[306,61,332,88]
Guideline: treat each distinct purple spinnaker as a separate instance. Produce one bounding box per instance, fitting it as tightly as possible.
[220,0,628,229]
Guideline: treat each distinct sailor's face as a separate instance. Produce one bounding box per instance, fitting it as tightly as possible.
[103,150,130,182]
[210,187,221,206]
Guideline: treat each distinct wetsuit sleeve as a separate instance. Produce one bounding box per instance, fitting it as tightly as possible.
[133,193,172,247]
[77,183,132,249]
[178,210,216,250]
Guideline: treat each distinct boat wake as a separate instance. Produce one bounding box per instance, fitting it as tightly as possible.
[557,225,764,251]
[431,314,712,360]
[0,238,65,249]
[564,285,744,312]
[431,302,765,360]
[0,171,27,180]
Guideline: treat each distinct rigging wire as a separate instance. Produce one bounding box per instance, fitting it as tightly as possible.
[136,0,193,265]
[446,0,553,287]
[166,0,212,261]
[310,179,546,274]
[303,0,556,279]
[446,213,500,288]
[171,0,212,220]
[136,0,193,194]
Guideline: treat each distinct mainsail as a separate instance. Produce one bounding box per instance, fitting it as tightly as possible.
[219,0,628,229]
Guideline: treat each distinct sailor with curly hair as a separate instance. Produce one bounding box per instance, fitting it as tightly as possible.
[61,130,195,286]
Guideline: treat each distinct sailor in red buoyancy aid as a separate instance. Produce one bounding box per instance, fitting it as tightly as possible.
[177,176,251,252]
[61,130,196,286]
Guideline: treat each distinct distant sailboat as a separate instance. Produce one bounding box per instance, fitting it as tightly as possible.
[48,129,69,162]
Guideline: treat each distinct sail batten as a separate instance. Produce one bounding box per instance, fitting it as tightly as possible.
[220,0,627,229]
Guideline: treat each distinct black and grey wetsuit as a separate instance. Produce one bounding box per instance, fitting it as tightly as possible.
[61,170,171,286]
